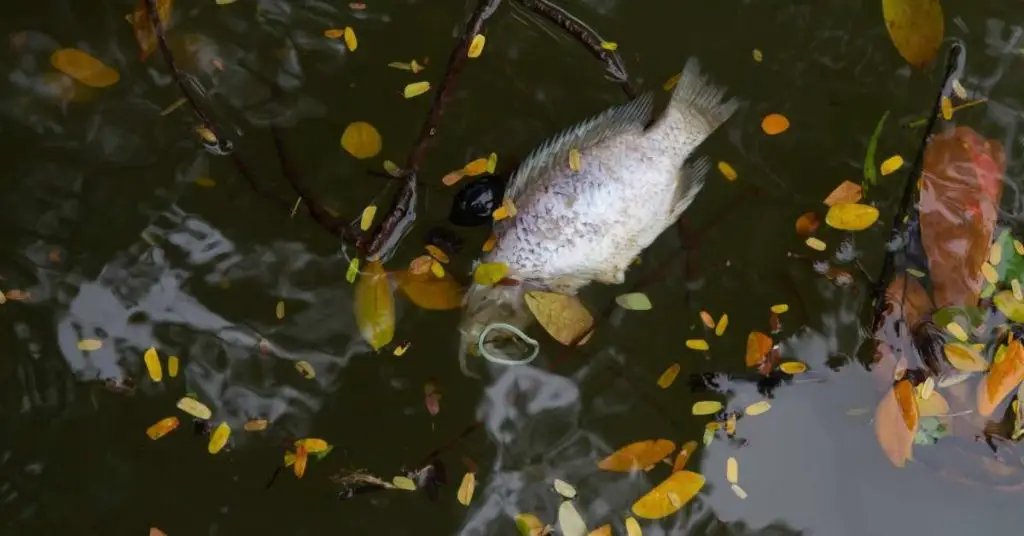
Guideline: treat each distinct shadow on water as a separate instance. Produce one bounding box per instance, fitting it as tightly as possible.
[3,0,1024,534]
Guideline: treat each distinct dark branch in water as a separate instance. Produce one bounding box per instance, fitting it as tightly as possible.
[870,44,964,330]
[515,0,637,99]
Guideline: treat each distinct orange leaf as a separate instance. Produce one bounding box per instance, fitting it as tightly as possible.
[598,439,675,472]
[823,180,863,206]
[761,113,789,135]
[397,271,463,310]
[50,49,120,88]
[671,440,698,472]
[745,331,772,367]
[978,340,1024,417]
[631,470,705,519]
[294,445,308,478]
[794,212,820,236]
[920,127,1005,309]
[874,379,918,467]
[132,0,174,61]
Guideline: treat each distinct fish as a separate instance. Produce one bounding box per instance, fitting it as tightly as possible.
[458,57,739,375]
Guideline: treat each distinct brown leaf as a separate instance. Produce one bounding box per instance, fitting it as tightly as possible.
[794,212,820,236]
[823,180,863,206]
[133,0,174,61]
[745,331,772,367]
[920,127,1005,309]
[874,379,918,467]
[978,340,1024,417]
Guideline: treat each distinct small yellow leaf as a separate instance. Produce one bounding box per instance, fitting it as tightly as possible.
[143,347,162,382]
[275,300,285,320]
[625,517,642,536]
[146,417,179,440]
[487,152,498,173]
[340,121,382,159]
[468,34,486,58]
[569,148,582,172]
[726,457,739,484]
[880,155,904,175]
[341,26,358,51]
[404,81,431,99]
[294,446,308,478]
[393,342,410,356]
[692,400,723,415]
[167,355,179,377]
[354,261,395,350]
[196,126,217,144]
[731,484,749,499]
[761,113,789,135]
[516,513,546,536]
[482,234,497,252]
[752,49,763,62]
[457,472,476,506]
[208,422,230,454]
[600,41,619,51]
[383,160,402,176]
[195,177,216,188]
[553,478,577,499]
[685,339,709,351]
[805,237,827,251]
[558,501,587,536]
[982,262,998,284]
[825,203,879,231]
[492,198,517,220]
[714,314,728,336]
[463,158,489,176]
[360,205,377,231]
[940,96,953,120]
[176,397,212,419]
[945,321,969,342]
[77,339,103,351]
[663,73,681,91]
[295,438,330,453]
[616,292,652,310]
[393,476,417,490]
[598,439,675,472]
[424,245,449,264]
[989,241,1003,266]
[429,260,445,278]
[779,361,807,374]
[671,441,698,472]
[882,0,944,68]
[244,419,268,431]
[442,170,467,186]
[296,360,316,379]
[717,161,737,181]
[770,304,789,314]
[473,262,509,286]
[50,48,119,88]
[699,311,715,329]
[631,470,705,519]
[1015,239,1024,256]
[346,258,360,284]
[524,291,594,346]
[387,61,412,71]
[324,28,344,38]
[1013,280,1023,302]
[745,400,771,416]
[943,343,987,372]
[657,363,681,388]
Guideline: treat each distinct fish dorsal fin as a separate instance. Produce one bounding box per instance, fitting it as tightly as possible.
[505,92,655,203]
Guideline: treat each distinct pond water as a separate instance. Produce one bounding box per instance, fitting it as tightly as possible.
[3,0,1024,534]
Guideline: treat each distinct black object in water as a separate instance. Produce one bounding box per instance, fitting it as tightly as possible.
[449,174,506,227]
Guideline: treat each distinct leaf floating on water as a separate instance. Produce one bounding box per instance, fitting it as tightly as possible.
[745,400,772,416]
[994,290,1024,322]
[874,379,917,467]
[360,205,377,231]
[881,0,944,68]
[294,446,308,478]
[569,148,582,172]
[671,441,697,472]
[630,470,705,520]
[346,258,360,284]
[393,476,417,490]
[795,212,820,236]
[473,262,509,286]
[492,198,518,220]
[343,26,357,51]
[823,180,863,206]
[805,237,827,251]
[699,311,715,329]
[685,339,709,351]
[616,292,652,311]
[692,400,722,415]
[132,0,173,61]
[143,347,162,382]
[940,96,953,120]
[295,438,330,453]
[752,48,764,62]
[429,260,445,278]
[598,439,675,472]
[515,513,546,536]
[717,161,737,181]
[770,304,789,314]
[324,28,344,38]
[78,339,102,351]
[487,152,498,172]
[880,155,904,176]
[167,355,179,377]
[760,113,789,135]
[745,331,772,367]
[275,300,285,320]
[825,203,879,231]
[398,271,463,310]
[244,419,268,431]
[176,397,212,419]
[467,34,486,58]
[51,48,119,88]
[916,389,949,417]
[600,41,618,51]
[294,359,316,379]
[340,121,382,159]
[404,81,431,99]
[553,478,577,499]
[354,261,395,350]
[726,457,739,484]
[663,73,681,91]
[714,314,728,336]
[658,363,681,388]
[146,416,179,440]
[625,517,642,536]
[864,111,889,186]
[150,528,168,536]
[558,501,587,536]
[945,321,968,342]
[978,339,1024,416]
[778,361,807,374]
[456,472,476,506]
[525,291,594,346]
[208,422,230,454]
[383,160,402,177]
[730,484,749,499]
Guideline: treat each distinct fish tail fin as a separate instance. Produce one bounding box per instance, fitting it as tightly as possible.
[667,58,739,139]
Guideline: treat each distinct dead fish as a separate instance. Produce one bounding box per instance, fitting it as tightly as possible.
[458,57,739,374]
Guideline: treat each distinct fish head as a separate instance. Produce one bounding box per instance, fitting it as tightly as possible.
[457,281,536,376]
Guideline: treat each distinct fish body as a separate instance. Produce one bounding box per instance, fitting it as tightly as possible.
[459,58,738,373]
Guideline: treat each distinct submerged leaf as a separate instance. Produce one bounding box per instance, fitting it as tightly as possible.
[657,363,681,388]
[525,291,594,345]
[132,0,173,60]
[978,340,1024,417]
[354,261,395,350]
[616,293,652,310]
[340,122,382,159]
[882,0,944,68]
[825,203,879,231]
[598,439,675,472]
[631,470,705,519]
[457,472,476,506]
[744,331,772,367]
[397,271,463,310]
[404,81,431,99]
[51,48,119,88]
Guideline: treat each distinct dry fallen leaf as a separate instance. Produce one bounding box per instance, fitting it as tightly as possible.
[598,439,675,472]
[631,470,705,519]
[146,416,179,440]
[354,261,395,350]
[340,121,382,159]
[823,180,863,206]
[525,291,594,345]
[294,445,308,478]
[457,472,476,506]
[208,422,230,454]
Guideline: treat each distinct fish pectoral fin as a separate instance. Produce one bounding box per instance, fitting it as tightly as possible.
[670,155,711,219]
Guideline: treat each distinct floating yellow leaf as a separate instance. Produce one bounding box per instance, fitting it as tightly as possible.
[657,363,681,388]
[393,342,410,356]
[717,161,737,181]
[51,48,119,88]
[663,73,681,91]
[882,0,944,68]
[671,441,697,473]
[463,158,489,176]
[981,262,998,284]
[473,262,508,286]
[945,321,968,342]
[244,419,268,431]
[398,271,464,310]
[345,258,360,284]
[714,314,728,336]
[429,260,445,278]
[482,234,497,252]
[324,28,344,38]
[916,389,949,417]
[805,237,827,251]
[343,26,357,51]
[692,400,722,415]
[144,347,162,382]
[825,203,879,231]
[940,96,953,120]
[176,397,212,419]
[457,472,476,506]
[492,198,517,220]
[383,160,402,176]
[487,152,498,172]
[779,361,807,374]
[294,446,308,478]
[752,49,763,62]
[745,401,771,416]
[208,422,230,454]
[631,470,705,519]
[588,525,612,536]
[726,457,739,484]
[874,379,917,467]
[468,34,486,58]
[699,311,715,329]
[354,261,395,350]
[295,360,316,379]
[1013,280,1023,302]
[195,177,216,188]
[598,439,675,472]
[295,438,329,453]
[880,155,904,175]
[760,113,789,135]
[168,355,179,377]
[553,478,577,499]
[525,291,594,346]
[393,476,417,490]
[600,41,619,50]
[978,340,1024,416]
[146,416,179,440]
[195,126,217,144]
[360,205,377,231]
[771,304,789,314]
[745,331,772,367]
[404,81,431,99]
[616,292,652,310]
[442,170,467,186]
[823,180,862,206]
[994,290,1024,322]
[685,339,709,351]
[625,517,642,536]
[795,212,820,236]
[569,148,582,172]
[516,513,546,536]
[731,484,748,499]
[131,0,173,61]
[340,121,382,159]
[78,339,103,351]
[558,501,587,536]
[275,300,285,320]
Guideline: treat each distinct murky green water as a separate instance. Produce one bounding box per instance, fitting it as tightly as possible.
[4,0,1024,534]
